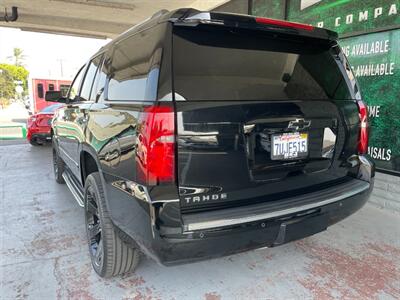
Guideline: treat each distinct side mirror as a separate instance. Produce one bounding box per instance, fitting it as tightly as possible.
[45,91,67,103]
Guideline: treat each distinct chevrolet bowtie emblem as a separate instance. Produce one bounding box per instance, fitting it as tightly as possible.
[287,118,312,130]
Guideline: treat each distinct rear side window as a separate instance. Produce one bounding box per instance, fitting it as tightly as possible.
[173,27,355,101]
[107,29,160,101]
[107,36,148,101]
[108,75,147,101]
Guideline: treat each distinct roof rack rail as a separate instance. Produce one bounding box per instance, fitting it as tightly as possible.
[151,9,169,20]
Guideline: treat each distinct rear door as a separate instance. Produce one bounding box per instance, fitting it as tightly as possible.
[173,25,360,212]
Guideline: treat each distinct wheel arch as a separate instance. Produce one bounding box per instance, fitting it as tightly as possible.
[80,143,115,223]
[80,143,102,187]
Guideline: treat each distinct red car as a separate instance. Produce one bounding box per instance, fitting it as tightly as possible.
[27,103,63,146]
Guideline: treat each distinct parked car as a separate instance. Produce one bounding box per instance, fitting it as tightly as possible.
[46,9,375,278]
[26,103,63,146]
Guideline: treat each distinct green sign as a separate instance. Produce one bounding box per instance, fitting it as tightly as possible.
[340,29,400,173]
[252,0,285,19]
[252,0,399,36]
[288,0,399,36]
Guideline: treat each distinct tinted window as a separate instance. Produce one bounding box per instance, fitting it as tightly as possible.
[108,77,146,101]
[40,103,63,113]
[80,57,101,101]
[173,27,354,101]
[37,83,44,99]
[68,66,85,102]
[107,31,158,101]
[60,84,70,97]
[92,56,107,102]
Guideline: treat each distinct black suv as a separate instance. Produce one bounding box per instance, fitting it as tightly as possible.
[47,9,375,278]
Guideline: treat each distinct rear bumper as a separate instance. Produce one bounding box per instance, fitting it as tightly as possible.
[181,178,369,232]
[108,155,374,266]
[151,178,372,265]
[27,129,51,142]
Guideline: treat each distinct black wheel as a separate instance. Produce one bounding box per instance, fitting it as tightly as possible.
[84,172,140,278]
[52,144,65,184]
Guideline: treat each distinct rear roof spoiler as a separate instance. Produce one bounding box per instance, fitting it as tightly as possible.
[162,8,338,41]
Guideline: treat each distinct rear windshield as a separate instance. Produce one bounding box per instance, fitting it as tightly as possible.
[173,26,356,101]
[41,103,63,113]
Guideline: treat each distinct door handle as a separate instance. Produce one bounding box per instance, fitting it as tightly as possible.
[95,87,104,102]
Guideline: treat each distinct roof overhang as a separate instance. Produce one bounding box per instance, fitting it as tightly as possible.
[0,0,230,39]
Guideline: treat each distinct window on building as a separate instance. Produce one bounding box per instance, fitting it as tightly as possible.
[37,83,44,99]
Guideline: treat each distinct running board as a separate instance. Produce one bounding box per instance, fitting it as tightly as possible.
[62,171,84,207]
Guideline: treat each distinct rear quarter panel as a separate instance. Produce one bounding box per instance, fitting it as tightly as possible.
[83,22,179,257]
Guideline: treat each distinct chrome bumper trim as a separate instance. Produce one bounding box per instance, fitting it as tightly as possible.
[185,181,370,231]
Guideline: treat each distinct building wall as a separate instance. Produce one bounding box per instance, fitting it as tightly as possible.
[251,0,285,19]
[370,172,400,212]
[213,0,249,13]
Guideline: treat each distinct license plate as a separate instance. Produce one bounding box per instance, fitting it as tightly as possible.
[271,132,308,160]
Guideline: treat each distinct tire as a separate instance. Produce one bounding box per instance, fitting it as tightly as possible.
[52,143,65,184]
[84,172,140,278]
[30,137,43,146]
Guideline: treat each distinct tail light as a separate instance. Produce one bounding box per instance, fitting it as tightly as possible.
[357,100,368,154]
[136,104,175,185]
[255,17,314,31]
[27,115,37,126]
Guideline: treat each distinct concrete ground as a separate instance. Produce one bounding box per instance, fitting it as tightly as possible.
[1,142,400,300]
[0,102,29,123]
[0,103,29,140]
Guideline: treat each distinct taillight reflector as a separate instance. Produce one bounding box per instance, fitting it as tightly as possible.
[255,17,314,31]
[136,104,175,185]
[357,101,368,155]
